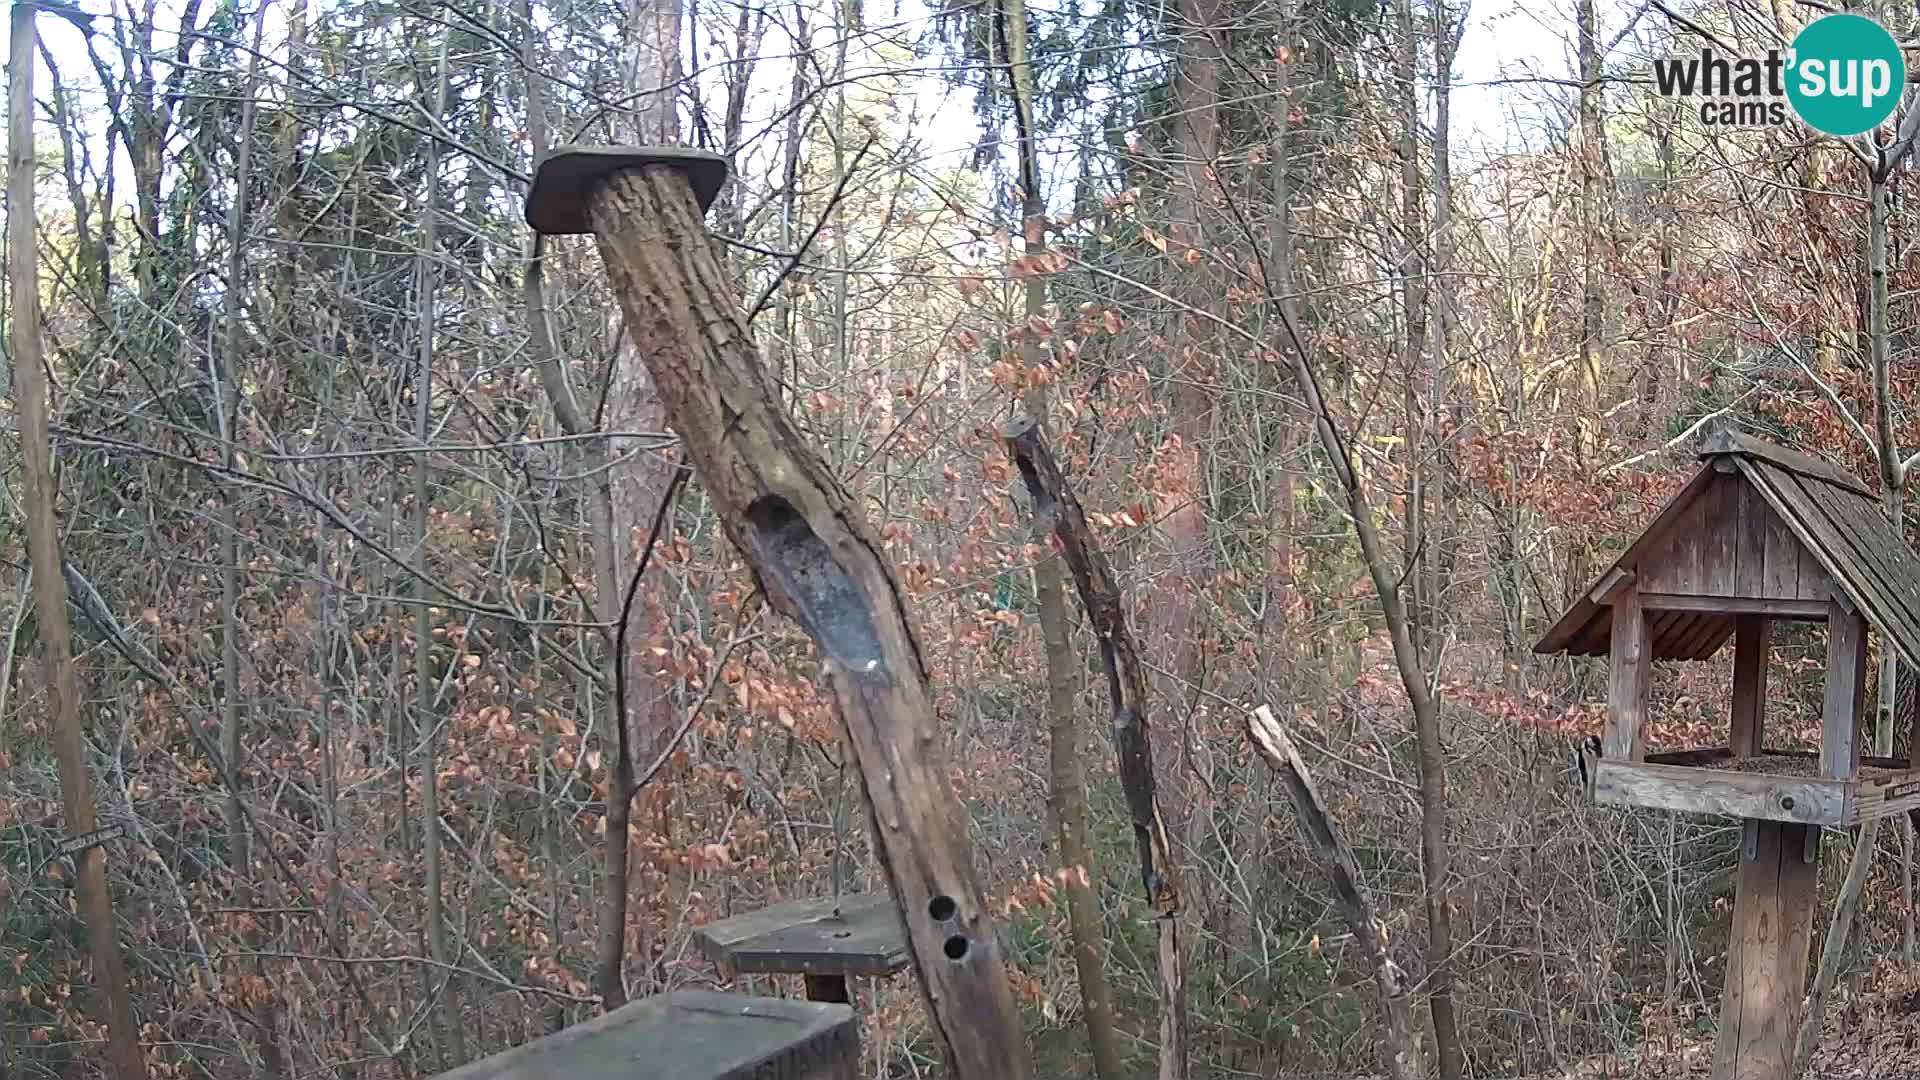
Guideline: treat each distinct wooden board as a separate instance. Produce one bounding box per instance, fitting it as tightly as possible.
[1591,760,1847,826]
[1638,595,1827,619]
[431,990,858,1080]
[1711,820,1818,1080]
[1698,428,1874,497]
[1731,617,1769,758]
[1762,504,1803,600]
[693,893,910,979]
[1706,473,1739,595]
[1849,770,1920,823]
[1607,589,1651,761]
[1822,602,1867,781]
[1743,459,1920,673]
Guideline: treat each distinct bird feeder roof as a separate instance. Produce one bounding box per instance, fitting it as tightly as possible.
[1534,429,1920,672]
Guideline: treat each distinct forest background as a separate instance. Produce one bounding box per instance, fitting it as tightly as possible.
[5,0,1917,1075]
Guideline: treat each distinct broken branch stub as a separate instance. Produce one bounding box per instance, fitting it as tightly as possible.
[1001,414,1179,916]
[1245,706,1423,1080]
[537,152,1028,1080]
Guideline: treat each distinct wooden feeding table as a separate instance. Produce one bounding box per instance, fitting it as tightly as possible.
[431,989,858,1079]
[692,892,910,1005]
[1534,429,1920,1080]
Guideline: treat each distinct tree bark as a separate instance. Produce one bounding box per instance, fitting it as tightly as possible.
[1002,416,1185,1080]
[1000,0,1123,1073]
[577,164,1031,1080]
[590,0,686,1008]
[216,7,284,1073]
[9,7,146,1076]
[413,33,465,1066]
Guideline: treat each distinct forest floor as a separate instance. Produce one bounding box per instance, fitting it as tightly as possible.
[1545,983,1920,1078]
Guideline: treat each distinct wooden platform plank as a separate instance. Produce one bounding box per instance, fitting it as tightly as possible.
[1591,760,1846,826]
[432,990,859,1080]
[693,893,910,979]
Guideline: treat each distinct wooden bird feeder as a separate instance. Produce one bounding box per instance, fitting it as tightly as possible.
[1535,428,1920,1080]
[693,892,910,1005]
[431,990,858,1080]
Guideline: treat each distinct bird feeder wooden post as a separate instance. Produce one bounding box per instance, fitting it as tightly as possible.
[432,990,858,1080]
[1535,429,1920,1080]
[523,147,1029,1080]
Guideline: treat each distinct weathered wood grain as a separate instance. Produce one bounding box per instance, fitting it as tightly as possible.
[1591,760,1846,826]
[1822,602,1867,782]
[1711,820,1818,1080]
[575,165,1028,1079]
[1638,594,1826,619]
[433,991,858,1080]
[693,893,909,979]
[1607,588,1650,762]
[1731,617,1770,758]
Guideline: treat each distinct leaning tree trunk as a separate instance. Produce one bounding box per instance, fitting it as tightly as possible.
[9,6,145,1076]
[999,0,1123,1073]
[558,160,1032,1079]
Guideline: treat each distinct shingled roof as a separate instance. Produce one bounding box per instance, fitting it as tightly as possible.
[1534,429,1920,672]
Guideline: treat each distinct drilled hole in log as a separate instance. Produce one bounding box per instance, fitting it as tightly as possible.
[928,895,956,922]
[943,934,969,961]
[745,495,885,678]
[1782,795,1796,810]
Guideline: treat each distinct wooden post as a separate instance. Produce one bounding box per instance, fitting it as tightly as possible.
[524,149,1028,1080]
[1711,821,1819,1080]
[1730,616,1770,758]
[9,5,146,1077]
[1607,587,1651,762]
[1823,602,1868,781]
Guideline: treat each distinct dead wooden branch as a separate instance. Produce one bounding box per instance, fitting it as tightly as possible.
[1245,706,1424,1080]
[526,149,1027,1080]
[999,413,1187,1074]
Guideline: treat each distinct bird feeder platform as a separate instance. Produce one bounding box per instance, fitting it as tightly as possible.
[1535,429,1920,1080]
[430,989,858,1080]
[693,892,910,1004]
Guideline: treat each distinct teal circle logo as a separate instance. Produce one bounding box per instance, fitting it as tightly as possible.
[1787,14,1906,136]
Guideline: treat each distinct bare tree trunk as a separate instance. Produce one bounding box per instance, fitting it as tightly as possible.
[9,8,145,1076]
[413,33,465,1066]
[1395,0,1429,661]
[215,7,284,1073]
[595,0,686,1010]
[1000,1,1122,1072]
[1261,225,1461,1080]
[1576,0,1607,460]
